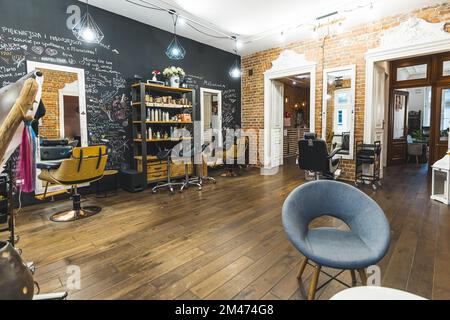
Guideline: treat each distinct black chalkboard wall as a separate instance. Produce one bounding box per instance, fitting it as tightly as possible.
[0,0,241,170]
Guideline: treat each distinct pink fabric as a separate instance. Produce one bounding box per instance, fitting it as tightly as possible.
[17,125,35,193]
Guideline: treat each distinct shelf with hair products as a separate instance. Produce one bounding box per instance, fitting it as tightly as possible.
[131,83,195,184]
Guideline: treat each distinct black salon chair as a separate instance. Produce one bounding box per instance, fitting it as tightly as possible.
[298,133,341,180]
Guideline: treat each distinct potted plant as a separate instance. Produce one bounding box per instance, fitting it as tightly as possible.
[163,66,185,88]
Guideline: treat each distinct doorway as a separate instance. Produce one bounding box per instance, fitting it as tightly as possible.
[386,52,450,168]
[277,74,311,164]
[263,50,316,172]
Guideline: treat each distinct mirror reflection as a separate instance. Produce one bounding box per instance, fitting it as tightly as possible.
[35,68,81,146]
[323,66,355,159]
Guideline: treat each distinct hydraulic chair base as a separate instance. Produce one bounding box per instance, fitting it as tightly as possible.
[50,193,102,222]
[180,164,202,192]
[50,207,102,222]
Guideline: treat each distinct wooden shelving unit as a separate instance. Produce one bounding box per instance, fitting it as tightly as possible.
[131,83,196,185]
[131,82,193,93]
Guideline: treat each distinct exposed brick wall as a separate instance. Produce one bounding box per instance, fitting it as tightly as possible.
[39,68,78,139]
[242,3,450,179]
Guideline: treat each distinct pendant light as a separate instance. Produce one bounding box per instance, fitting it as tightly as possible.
[72,0,104,44]
[166,14,186,60]
[229,37,241,79]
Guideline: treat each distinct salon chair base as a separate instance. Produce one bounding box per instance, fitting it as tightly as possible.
[50,194,102,222]
[200,176,216,184]
[180,164,202,192]
[50,207,102,222]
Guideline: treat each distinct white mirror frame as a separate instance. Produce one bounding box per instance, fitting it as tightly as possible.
[200,87,223,148]
[321,65,356,160]
[26,61,88,195]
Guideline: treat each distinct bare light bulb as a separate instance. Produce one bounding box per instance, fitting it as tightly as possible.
[178,16,186,26]
[82,28,95,42]
[230,67,241,78]
[171,47,180,56]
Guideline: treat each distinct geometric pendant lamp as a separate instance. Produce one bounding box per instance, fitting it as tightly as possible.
[72,0,104,44]
[166,15,186,60]
[229,36,241,78]
[166,36,186,60]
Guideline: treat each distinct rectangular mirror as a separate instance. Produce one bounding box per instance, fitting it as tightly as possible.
[322,65,356,160]
[200,88,223,147]
[26,61,88,195]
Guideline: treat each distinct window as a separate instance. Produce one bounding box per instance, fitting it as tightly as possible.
[443,60,450,77]
[396,64,428,81]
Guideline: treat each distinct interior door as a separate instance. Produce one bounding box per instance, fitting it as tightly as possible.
[388,89,409,165]
[433,86,450,162]
[373,66,387,171]
[270,80,284,167]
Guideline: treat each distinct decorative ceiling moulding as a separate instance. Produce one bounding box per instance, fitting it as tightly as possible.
[267,50,316,73]
[373,17,450,53]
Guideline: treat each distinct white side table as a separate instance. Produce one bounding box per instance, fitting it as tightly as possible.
[330,286,427,300]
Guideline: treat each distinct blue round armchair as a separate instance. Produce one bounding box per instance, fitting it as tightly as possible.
[282,180,390,300]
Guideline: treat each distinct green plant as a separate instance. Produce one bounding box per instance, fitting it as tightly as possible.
[411,129,424,141]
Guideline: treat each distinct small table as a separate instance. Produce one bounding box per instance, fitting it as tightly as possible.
[95,169,119,198]
[330,286,426,300]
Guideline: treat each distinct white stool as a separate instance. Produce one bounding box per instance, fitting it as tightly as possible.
[330,286,427,300]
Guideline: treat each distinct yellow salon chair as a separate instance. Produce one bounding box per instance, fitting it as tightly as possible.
[37,146,108,222]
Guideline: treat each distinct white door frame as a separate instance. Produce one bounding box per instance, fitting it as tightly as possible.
[322,65,356,160]
[26,61,88,195]
[364,17,450,145]
[200,87,223,147]
[263,50,316,170]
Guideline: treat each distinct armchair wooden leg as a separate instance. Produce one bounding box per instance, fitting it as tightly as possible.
[307,264,321,300]
[350,270,357,286]
[297,258,308,279]
[358,268,367,285]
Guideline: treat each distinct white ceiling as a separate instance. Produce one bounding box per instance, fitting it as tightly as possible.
[84,0,445,56]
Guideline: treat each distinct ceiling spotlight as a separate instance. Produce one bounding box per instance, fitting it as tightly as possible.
[178,16,186,26]
[236,40,243,50]
[337,22,344,34]
[280,31,286,43]
[311,27,319,40]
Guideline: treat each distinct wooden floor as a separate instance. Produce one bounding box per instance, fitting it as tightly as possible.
[11,164,450,300]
